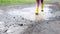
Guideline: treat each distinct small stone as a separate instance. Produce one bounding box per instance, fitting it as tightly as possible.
[4,30,8,33]
[13,17,15,18]
[18,24,23,26]
[22,18,24,20]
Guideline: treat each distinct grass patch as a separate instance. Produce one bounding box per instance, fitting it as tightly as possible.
[0,0,35,5]
[0,0,59,5]
[44,0,52,2]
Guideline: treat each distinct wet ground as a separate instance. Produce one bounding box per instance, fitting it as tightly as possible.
[0,4,60,34]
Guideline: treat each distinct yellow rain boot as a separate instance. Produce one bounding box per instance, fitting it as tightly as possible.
[35,7,39,15]
[41,4,44,12]
[41,0,44,12]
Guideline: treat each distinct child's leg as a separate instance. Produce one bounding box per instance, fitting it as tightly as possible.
[41,0,44,12]
[35,0,40,15]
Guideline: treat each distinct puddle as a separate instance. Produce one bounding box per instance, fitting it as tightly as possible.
[7,4,60,21]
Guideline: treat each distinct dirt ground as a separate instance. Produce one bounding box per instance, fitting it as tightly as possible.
[0,3,60,34]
